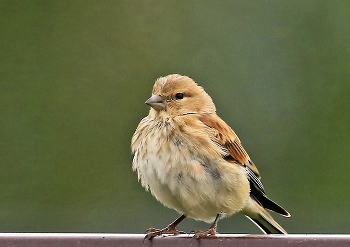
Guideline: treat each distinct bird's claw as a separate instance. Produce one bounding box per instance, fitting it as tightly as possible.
[190,228,217,239]
[144,227,185,240]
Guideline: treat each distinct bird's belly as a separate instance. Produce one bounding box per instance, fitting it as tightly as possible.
[133,138,250,223]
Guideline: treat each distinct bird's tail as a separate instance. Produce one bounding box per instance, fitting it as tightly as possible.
[242,197,288,234]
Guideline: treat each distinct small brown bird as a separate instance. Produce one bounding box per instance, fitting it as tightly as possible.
[131,74,290,239]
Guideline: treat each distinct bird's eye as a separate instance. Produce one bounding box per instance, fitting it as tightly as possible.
[175,93,184,100]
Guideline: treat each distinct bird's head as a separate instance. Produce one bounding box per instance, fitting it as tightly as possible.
[145,74,216,117]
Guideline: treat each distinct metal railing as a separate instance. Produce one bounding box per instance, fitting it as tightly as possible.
[0,233,349,247]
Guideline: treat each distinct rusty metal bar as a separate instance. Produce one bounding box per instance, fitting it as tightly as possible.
[0,233,349,247]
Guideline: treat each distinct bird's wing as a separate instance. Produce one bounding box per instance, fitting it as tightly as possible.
[198,113,260,177]
[199,113,290,217]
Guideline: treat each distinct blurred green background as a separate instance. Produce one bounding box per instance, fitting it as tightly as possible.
[1,0,350,234]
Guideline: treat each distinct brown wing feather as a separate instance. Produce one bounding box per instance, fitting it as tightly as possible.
[199,113,290,217]
[198,113,260,178]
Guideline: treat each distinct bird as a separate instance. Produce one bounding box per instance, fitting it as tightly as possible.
[131,74,290,239]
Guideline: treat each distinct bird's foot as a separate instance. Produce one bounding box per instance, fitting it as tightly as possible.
[190,228,218,239]
[144,226,185,240]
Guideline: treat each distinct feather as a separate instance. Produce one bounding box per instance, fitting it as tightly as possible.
[199,113,290,217]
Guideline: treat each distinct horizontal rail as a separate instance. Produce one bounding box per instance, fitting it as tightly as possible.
[0,233,349,247]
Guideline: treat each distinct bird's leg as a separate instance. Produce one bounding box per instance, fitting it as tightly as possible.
[145,214,187,240]
[191,214,221,239]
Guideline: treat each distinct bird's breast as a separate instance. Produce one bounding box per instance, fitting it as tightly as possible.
[133,120,201,187]
[132,118,250,222]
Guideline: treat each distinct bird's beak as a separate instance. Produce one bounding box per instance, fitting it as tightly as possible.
[145,95,165,110]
